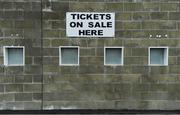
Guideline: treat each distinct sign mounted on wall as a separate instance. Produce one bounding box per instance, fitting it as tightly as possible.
[66,12,115,37]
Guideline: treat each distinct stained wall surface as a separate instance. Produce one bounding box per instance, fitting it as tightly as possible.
[0,0,42,110]
[0,0,180,110]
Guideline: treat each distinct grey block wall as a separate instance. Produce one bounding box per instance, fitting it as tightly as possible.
[0,0,180,110]
[0,0,42,110]
[42,0,180,110]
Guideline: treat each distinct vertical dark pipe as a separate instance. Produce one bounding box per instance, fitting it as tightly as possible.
[40,0,44,110]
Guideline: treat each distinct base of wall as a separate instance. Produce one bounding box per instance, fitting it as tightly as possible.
[0,110,180,114]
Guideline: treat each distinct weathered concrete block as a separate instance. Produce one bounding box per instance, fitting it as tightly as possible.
[169,48,180,56]
[125,57,147,65]
[155,75,178,84]
[5,84,23,92]
[32,2,41,11]
[51,2,69,11]
[52,21,65,29]
[95,48,104,57]
[34,57,42,65]
[43,20,51,29]
[15,75,32,83]
[131,30,147,38]
[0,94,14,102]
[43,57,59,65]
[123,22,141,29]
[24,102,41,110]
[4,67,24,75]
[114,66,132,74]
[168,31,180,38]
[124,48,131,56]
[88,57,103,66]
[133,12,150,20]
[0,84,4,92]
[149,83,168,92]
[105,3,123,11]
[145,100,168,109]
[132,48,148,56]
[43,101,115,109]
[124,3,143,11]
[15,39,32,47]
[115,100,140,109]
[3,11,24,20]
[33,93,42,101]
[51,39,68,47]
[23,84,41,92]
[142,21,176,29]
[150,66,169,74]
[158,39,179,47]
[80,48,95,57]
[4,102,24,110]
[15,93,32,101]
[25,57,33,65]
[143,2,159,11]
[0,75,14,83]
[15,20,34,29]
[141,75,158,84]
[0,20,13,28]
[70,2,105,12]
[140,91,168,100]
[24,65,42,74]
[60,66,79,74]
[116,12,132,20]
[14,2,26,11]
[59,30,66,38]
[43,12,61,20]
[4,29,24,38]
[43,84,61,92]
[124,40,140,47]
[160,3,179,11]
[169,65,180,74]
[33,75,42,83]
[43,39,51,47]
[150,12,168,20]
[2,2,13,9]
[169,57,177,65]
[43,65,59,73]
[79,57,88,65]
[115,30,132,38]
[43,92,79,101]
[0,66,4,74]
[169,12,180,20]
[79,65,104,74]
[24,11,41,20]
[43,48,59,56]
[24,29,40,39]
[43,30,59,38]
[115,21,123,30]
[132,66,149,74]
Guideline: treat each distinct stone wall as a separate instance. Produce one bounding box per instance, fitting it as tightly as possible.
[0,0,42,110]
[0,0,180,110]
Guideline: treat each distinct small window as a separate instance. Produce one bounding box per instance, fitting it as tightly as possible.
[149,47,168,66]
[4,46,25,66]
[59,46,79,66]
[104,47,124,66]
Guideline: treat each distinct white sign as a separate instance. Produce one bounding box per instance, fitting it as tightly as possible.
[66,12,115,37]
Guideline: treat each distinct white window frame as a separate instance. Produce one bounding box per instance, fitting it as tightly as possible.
[104,47,124,66]
[59,46,80,66]
[148,46,168,66]
[3,46,25,66]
